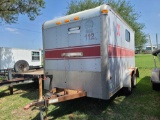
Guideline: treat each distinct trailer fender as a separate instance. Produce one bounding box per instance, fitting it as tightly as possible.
[123,70,131,88]
[135,67,139,78]
[128,67,139,78]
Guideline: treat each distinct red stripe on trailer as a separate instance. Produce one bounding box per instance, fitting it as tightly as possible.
[45,44,134,59]
[45,56,100,60]
[45,44,100,59]
[108,44,134,58]
[45,44,100,51]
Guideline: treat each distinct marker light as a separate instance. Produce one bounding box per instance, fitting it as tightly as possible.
[73,16,80,21]
[56,21,61,25]
[64,19,70,23]
[101,9,108,14]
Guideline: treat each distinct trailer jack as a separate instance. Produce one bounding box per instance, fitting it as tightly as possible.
[24,88,86,120]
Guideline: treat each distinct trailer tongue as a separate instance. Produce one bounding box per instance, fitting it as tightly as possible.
[24,87,86,119]
[24,88,86,110]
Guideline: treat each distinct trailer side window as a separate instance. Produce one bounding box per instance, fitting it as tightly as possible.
[125,29,130,42]
[32,51,40,61]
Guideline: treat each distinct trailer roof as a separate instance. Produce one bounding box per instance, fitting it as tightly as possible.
[43,4,134,32]
[43,5,102,29]
[0,47,42,51]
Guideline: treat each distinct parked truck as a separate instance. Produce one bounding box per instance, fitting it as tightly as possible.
[151,49,160,90]
[0,47,42,72]
[24,4,139,119]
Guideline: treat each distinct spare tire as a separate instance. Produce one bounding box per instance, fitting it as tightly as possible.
[14,60,29,72]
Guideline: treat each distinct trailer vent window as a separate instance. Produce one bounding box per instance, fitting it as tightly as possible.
[68,26,80,34]
[32,52,40,61]
[125,29,130,42]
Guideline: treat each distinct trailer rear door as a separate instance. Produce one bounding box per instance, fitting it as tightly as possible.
[44,16,101,90]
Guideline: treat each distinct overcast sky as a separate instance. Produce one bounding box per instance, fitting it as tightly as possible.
[0,0,159,49]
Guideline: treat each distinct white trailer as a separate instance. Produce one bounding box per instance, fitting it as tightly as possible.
[43,4,139,100]
[0,47,42,72]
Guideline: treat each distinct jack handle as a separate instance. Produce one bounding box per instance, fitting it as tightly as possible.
[24,101,45,110]
[24,102,35,110]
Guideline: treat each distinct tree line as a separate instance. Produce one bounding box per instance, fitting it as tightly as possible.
[0,0,147,47]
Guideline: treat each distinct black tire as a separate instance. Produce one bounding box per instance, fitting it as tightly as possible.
[152,82,160,91]
[14,60,29,72]
[123,86,132,96]
[132,74,137,88]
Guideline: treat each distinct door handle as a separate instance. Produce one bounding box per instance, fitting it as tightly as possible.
[61,52,83,57]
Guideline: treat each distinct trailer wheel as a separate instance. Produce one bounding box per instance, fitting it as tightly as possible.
[123,86,132,96]
[14,60,29,72]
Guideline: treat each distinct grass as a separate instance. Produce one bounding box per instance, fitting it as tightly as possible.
[135,54,160,68]
[0,54,160,120]
[0,82,40,120]
[0,76,5,80]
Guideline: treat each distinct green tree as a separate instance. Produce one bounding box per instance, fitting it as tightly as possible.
[66,0,147,48]
[66,0,104,15]
[107,0,147,51]
[0,0,45,24]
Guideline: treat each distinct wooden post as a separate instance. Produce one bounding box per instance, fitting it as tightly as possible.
[39,75,43,101]
[9,86,13,95]
[8,68,13,95]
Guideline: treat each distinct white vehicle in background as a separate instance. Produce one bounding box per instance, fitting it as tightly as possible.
[0,47,42,72]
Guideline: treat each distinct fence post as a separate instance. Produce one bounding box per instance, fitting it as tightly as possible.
[149,35,157,68]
